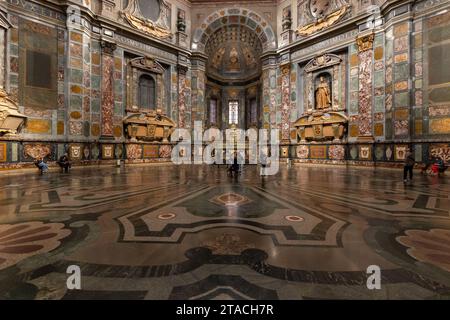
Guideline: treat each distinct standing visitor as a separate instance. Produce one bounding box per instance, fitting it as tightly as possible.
[403,149,415,182]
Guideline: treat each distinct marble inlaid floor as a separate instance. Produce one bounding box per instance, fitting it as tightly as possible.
[1,163,450,300]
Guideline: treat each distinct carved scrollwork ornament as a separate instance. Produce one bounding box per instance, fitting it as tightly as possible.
[296,1,350,37]
[120,0,172,39]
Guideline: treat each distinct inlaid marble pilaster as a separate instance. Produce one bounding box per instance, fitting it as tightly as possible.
[177,65,188,128]
[171,65,178,122]
[68,29,88,138]
[413,19,423,137]
[269,68,277,131]
[190,57,206,126]
[290,63,298,143]
[280,64,291,141]
[261,69,270,129]
[100,40,116,137]
[356,33,375,139]
[392,21,411,138]
[385,27,394,140]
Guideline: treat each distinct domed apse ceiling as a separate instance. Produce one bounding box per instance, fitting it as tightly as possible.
[205,25,263,83]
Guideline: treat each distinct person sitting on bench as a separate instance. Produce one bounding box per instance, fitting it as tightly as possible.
[57,153,71,173]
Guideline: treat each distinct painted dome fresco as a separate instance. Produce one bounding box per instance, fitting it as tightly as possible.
[205,25,262,82]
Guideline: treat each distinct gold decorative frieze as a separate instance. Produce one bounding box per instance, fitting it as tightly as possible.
[356,33,375,53]
[121,0,172,39]
[296,5,349,37]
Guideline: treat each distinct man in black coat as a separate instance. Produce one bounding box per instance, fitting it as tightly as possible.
[57,153,71,173]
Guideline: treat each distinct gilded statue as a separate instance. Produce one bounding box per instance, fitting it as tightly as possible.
[315,76,331,110]
[0,88,27,135]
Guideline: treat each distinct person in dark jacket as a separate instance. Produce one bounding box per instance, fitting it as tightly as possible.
[403,149,415,182]
[57,153,71,173]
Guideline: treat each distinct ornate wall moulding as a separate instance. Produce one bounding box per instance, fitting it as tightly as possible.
[69,144,82,160]
[359,145,371,160]
[121,0,172,39]
[102,144,114,159]
[304,53,341,73]
[130,57,165,74]
[23,143,51,160]
[394,145,408,161]
[430,144,450,164]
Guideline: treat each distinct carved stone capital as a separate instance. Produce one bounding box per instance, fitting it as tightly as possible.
[177,64,188,75]
[356,33,374,53]
[281,64,291,75]
[100,40,117,55]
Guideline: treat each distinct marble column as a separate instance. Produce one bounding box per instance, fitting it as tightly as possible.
[356,33,375,141]
[100,40,116,138]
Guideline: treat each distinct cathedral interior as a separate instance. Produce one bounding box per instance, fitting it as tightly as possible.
[1,0,450,300]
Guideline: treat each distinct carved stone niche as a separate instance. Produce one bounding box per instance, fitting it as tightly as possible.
[123,109,176,143]
[126,56,165,113]
[303,53,346,113]
[295,53,348,142]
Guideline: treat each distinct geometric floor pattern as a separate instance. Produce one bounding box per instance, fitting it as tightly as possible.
[0,164,450,299]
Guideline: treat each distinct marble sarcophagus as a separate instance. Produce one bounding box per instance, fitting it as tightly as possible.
[123,110,176,142]
[294,111,348,142]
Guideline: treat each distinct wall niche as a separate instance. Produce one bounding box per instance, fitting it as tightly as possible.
[125,56,166,113]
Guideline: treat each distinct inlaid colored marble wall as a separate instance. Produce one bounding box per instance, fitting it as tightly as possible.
[280,64,291,141]
[385,26,394,140]
[348,43,359,141]
[392,21,411,138]
[1,0,450,169]
[101,46,114,137]
[373,33,385,139]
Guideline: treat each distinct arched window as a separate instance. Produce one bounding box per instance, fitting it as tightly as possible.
[138,74,156,109]
[209,99,217,124]
[250,98,257,125]
[228,101,239,125]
